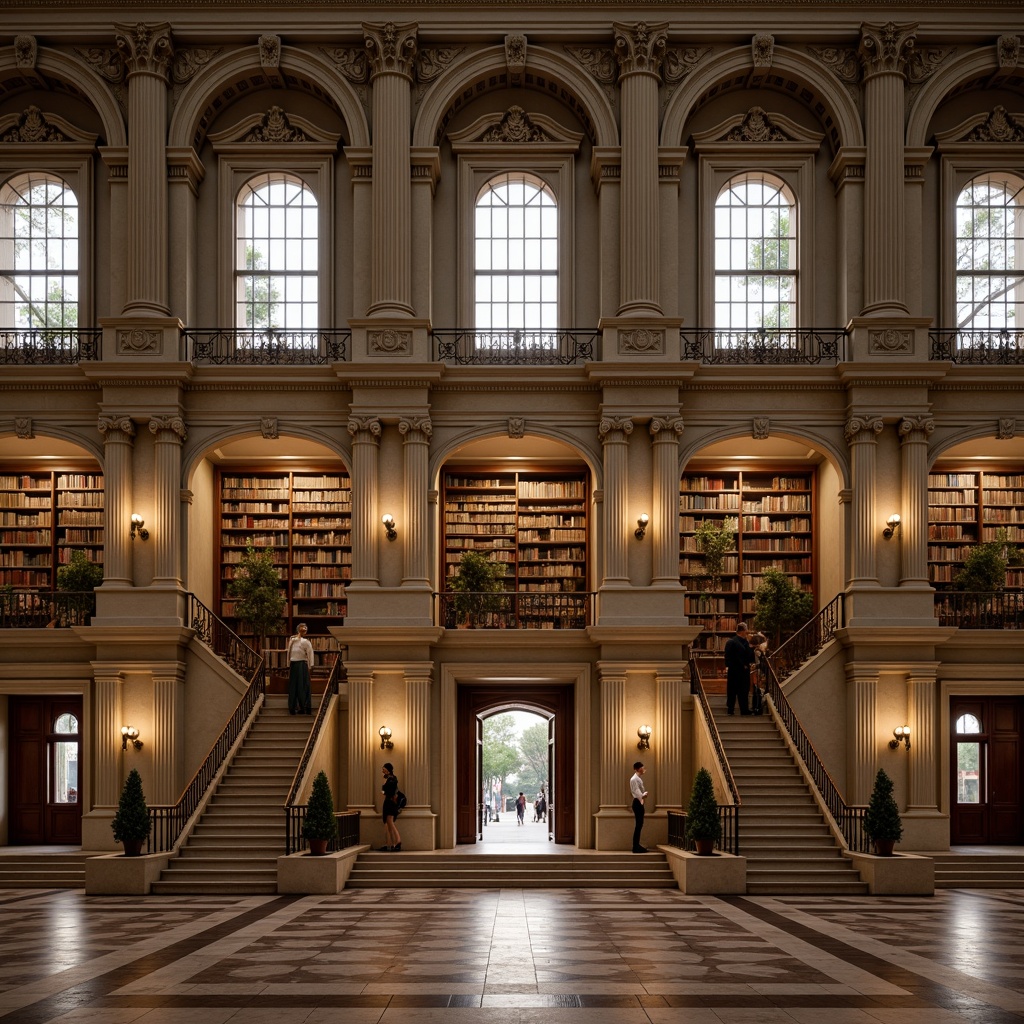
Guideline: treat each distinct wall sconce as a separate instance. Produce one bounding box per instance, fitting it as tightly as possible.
[634,513,649,540]
[637,724,652,750]
[379,725,394,750]
[883,513,901,540]
[381,513,397,541]
[888,725,911,751]
[130,513,149,541]
[120,725,142,751]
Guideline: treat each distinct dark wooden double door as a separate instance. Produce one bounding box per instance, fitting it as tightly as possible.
[8,696,82,845]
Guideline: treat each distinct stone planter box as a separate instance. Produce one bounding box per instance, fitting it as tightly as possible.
[277,844,367,894]
[85,852,170,895]
[846,851,934,895]
[662,845,746,894]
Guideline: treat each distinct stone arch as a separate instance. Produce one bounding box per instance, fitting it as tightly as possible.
[168,44,369,152]
[413,43,618,150]
[0,427,104,465]
[0,47,125,146]
[661,44,864,154]
[929,424,1024,465]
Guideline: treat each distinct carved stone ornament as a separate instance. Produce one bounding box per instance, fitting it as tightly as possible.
[998,418,1017,440]
[752,34,774,68]
[259,34,281,69]
[243,107,308,143]
[844,416,884,442]
[998,35,1021,70]
[508,417,526,439]
[114,22,174,79]
[320,46,368,83]
[810,45,861,84]
[98,414,136,439]
[480,106,553,143]
[149,415,188,441]
[898,415,935,440]
[1,107,66,143]
[858,21,918,79]
[14,35,37,70]
[363,22,418,80]
[650,417,684,438]
[15,417,34,440]
[619,328,664,354]
[905,45,955,86]
[964,106,1024,143]
[347,416,382,439]
[612,21,669,79]
[598,417,634,440]
[368,328,411,355]
[117,328,160,354]
[564,45,618,85]
[76,46,125,83]
[260,417,279,439]
[416,47,463,84]
[725,107,790,143]
[753,417,771,440]
[662,46,711,85]
[505,34,527,83]
[399,417,432,439]
[869,328,913,354]
[171,47,219,85]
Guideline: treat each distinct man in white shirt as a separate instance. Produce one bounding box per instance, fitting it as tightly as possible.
[630,761,649,853]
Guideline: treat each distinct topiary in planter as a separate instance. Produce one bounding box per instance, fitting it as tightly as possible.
[863,767,903,855]
[684,766,722,854]
[448,550,507,626]
[302,770,339,854]
[111,768,151,856]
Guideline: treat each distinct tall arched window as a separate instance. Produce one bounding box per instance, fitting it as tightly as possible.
[955,173,1024,330]
[714,173,796,331]
[474,173,558,338]
[236,172,318,331]
[0,172,79,330]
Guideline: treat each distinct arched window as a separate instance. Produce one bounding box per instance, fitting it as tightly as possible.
[955,713,982,734]
[714,173,796,331]
[51,712,79,804]
[474,173,558,337]
[0,172,79,330]
[955,173,1024,330]
[236,173,318,331]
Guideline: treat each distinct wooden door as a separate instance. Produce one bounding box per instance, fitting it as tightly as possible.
[547,714,555,843]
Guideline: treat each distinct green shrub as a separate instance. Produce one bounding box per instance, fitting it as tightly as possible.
[111,768,151,844]
[862,767,903,845]
[684,766,722,844]
[302,770,339,842]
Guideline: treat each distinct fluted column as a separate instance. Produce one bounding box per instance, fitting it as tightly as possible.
[114,22,172,316]
[599,417,633,585]
[848,666,879,804]
[907,671,938,811]
[598,666,627,808]
[399,417,432,587]
[404,667,432,808]
[364,22,416,318]
[898,415,934,587]
[152,673,183,804]
[613,22,666,317]
[655,669,685,808]
[148,415,186,587]
[858,22,916,316]
[98,414,136,587]
[93,673,123,806]
[347,417,382,585]
[650,416,684,585]
[845,416,884,586]
[347,667,376,811]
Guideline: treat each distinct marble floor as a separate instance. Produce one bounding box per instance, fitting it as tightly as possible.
[1,885,1023,1023]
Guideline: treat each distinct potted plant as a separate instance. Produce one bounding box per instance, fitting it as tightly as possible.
[694,517,736,600]
[56,549,103,625]
[302,770,339,855]
[228,542,286,648]
[111,768,151,856]
[863,767,903,856]
[753,565,813,649]
[448,550,507,627]
[684,767,722,855]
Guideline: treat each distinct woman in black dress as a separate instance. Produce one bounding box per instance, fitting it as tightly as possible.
[380,762,402,852]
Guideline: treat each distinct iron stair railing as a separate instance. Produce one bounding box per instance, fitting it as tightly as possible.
[768,592,845,682]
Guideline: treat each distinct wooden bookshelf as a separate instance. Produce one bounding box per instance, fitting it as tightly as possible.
[0,470,104,590]
[680,469,815,649]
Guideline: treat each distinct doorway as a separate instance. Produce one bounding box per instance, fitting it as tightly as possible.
[8,696,83,845]
[950,696,1023,845]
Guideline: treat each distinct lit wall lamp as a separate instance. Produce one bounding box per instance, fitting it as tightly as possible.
[130,513,149,541]
[883,513,901,540]
[888,725,911,751]
[634,513,649,540]
[120,725,142,751]
[378,725,394,749]
[637,724,652,750]
[381,513,397,541]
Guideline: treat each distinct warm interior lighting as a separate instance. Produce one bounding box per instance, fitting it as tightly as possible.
[637,724,652,750]
[120,725,142,751]
[889,725,911,751]
[130,513,149,541]
[381,514,397,541]
[883,513,901,540]
[379,725,394,749]
[635,513,649,540]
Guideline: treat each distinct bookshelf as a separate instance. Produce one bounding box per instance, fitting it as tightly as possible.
[0,470,104,590]
[218,469,349,674]
[680,470,815,649]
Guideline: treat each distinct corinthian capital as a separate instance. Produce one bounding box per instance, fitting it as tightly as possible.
[612,22,668,80]
[347,416,383,440]
[98,413,136,439]
[363,22,418,80]
[149,415,188,441]
[898,415,935,440]
[858,22,917,79]
[599,416,634,441]
[398,417,432,439]
[114,22,173,79]
[650,416,684,439]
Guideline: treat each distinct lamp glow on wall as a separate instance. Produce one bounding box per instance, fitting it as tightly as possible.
[130,513,149,541]
[381,513,397,541]
[882,513,901,540]
[634,513,649,540]
[379,725,394,749]
[637,724,652,750]
[889,725,911,751]
[120,725,142,751]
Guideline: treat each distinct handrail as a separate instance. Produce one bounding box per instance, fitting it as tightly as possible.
[186,593,262,680]
[183,328,349,365]
[0,328,101,363]
[768,592,845,682]
[146,595,266,853]
[680,327,846,365]
[929,327,1024,364]
[432,328,599,365]
[667,808,739,856]
[0,589,96,627]
[438,590,593,629]
[935,590,1024,629]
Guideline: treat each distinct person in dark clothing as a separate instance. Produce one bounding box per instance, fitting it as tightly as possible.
[724,622,756,716]
[380,762,402,851]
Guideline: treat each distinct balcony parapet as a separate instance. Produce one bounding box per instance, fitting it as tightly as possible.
[432,328,599,366]
[680,327,846,365]
[0,329,101,364]
[930,328,1024,365]
[183,328,349,365]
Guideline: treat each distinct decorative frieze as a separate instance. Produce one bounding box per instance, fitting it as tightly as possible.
[810,45,861,84]
[171,47,219,86]
[869,328,913,355]
[368,328,412,355]
[662,46,711,84]
[612,21,668,79]
[564,45,617,85]
[905,45,955,86]
[76,46,125,83]
[416,46,463,84]
[320,45,368,83]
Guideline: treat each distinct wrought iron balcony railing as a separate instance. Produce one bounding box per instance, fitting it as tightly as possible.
[184,328,349,365]
[930,328,1024,364]
[0,589,96,627]
[438,590,592,629]
[0,329,101,364]
[433,329,599,365]
[680,327,846,365]
[935,590,1024,629]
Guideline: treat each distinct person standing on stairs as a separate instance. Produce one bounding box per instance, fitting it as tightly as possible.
[287,622,314,715]
[381,762,402,852]
[724,622,756,716]
[630,761,648,853]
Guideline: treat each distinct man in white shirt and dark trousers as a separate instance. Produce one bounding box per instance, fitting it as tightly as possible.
[630,761,648,853]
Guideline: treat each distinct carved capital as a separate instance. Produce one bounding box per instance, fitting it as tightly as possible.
[505,33,527,84]
[363,22,418,80]
[650,416,684,439]
[508,417,526,439]
[858,21,917,80]
[612,21,668,80]
[599,417,634,441]
[114,22,174,80]
[898,415,934,441]
[98,414,136,439]
[398,417,432,439]
[844,416,884,442]
[347,416,382,440]
[148,415,187,441]
[14,35,37,70]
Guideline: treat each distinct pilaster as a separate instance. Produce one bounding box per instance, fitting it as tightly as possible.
[656,669,685,808]
[898,414,934,588]
[346,416,382,588]
[650,416,685,586]
[93,672,124,807]
[96,414,135,588]
[152,671,184,804]
[398,416,432,589]
[598,416,633,587]
[148,415,187,588]
[598,667,627,808]
[404,668,432,809]
[907,670,938,812]
[844,415,883,588]
[848,665,879,805]
[346,666,376,813]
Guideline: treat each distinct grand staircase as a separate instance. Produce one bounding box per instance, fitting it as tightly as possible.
[712,701,868,895]
[150,696,309,895]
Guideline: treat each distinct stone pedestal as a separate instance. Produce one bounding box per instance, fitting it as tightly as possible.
[846,851,934,894]
[662,845,747,894]
[277,845,367,894]
[85,851,170,894]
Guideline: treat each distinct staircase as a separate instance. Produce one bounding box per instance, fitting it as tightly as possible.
[0,852,90,889]
[150,696,310,895]
[346,850,676,889]
[932,853,1024,888]
[712,701,868,895]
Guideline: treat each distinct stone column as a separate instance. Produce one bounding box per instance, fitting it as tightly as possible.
[398,417,432,587]
[858,22,916,317]
[404,667,432,807]
[845,416,884,586]
[114,22,173,317]
[347,666,376,812]
[148,415,187,587]
[598,666,627,809]
[898,415,934,588]
[98,414,136,587]
[363,22,417,318]
[347,417,382,585]
[93,672,124,807]
[848,666,879,805]
[907,670,938,812]
[650,416,684,585]
[152,672,183,804]
[599,417,633,585]
[655,669,685,808]
[612,21,667,317]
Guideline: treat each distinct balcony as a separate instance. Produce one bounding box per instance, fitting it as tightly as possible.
[183,328,350,365]
[935,591,1024,629]
[438,590,592,629]
[930,328,1024,364]
[432,329,599,365]
[680,327,846,365]
[0,329,101,364]
[0,590,96,628]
